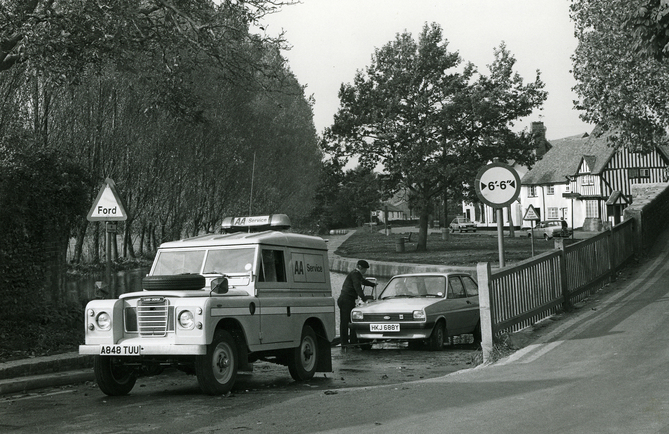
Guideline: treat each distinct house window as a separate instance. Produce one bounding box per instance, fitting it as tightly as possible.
[565,183,571,193]
[586,200,598,218]
[582,175,594,186]
[547,207,558,219]
[528,186,537,198]
[546,185,554,195]
[629,168,650,179]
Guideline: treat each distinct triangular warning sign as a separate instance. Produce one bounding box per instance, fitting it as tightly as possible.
[523,204,539,221]
[87,178,127,221]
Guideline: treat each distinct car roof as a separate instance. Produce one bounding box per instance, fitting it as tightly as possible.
[390,272,473,279]
[158,231,327,251]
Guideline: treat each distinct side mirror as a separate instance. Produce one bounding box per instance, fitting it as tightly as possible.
[211,277,229,294]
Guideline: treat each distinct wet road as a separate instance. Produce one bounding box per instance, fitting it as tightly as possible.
[0,341,480,433]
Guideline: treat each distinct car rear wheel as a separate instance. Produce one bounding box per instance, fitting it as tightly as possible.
[428,322,445,351]
[288,325,318,381]
[473,321,482,344]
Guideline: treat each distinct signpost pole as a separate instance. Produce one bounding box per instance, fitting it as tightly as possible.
[496,208,505,267]
[105,222,112,298]
[531,222,535,257]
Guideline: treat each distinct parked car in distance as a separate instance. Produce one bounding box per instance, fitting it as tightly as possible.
[449,216,476,233]
[527,220,573,240]
[349,273,481,351]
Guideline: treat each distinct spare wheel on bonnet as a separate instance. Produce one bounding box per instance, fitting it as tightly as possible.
[142,274,206,291]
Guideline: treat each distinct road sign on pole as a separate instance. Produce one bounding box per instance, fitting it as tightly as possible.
[87,178,127,222]
[87,178,127,298]
[523,204,540,221]
[475,162,522,208]
[475,163,522,268]
[524,205,540,257]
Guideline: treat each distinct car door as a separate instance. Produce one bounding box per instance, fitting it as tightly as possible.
[445,276,473,335]
[461,275,480,330]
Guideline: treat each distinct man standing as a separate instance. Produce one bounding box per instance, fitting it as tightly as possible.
[338,259,376,349]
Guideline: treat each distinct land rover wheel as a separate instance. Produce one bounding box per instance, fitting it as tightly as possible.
[196,329,238,395]
[428,322,445,351]
[94,356,137,396]
[142,274,206,291]
[288,325,318,381]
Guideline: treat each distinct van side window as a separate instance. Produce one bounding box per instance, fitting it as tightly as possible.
[259,249,287,282]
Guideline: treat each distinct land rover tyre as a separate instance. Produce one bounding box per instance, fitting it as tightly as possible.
[428,321,445,351]
[94,356,137,396]
[196,329,238,395]
[142,274,206,291]
[288,325,318,381]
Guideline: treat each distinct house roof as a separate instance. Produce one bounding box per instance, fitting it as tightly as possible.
[522,125,669,186]
[382,203,404,212]
[521,132,591,185]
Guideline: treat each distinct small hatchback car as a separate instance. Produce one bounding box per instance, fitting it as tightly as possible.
[527,220,573,240]
[449,217,476,233]
[349,273,480,350]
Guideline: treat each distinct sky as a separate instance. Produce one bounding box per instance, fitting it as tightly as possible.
[263,0,592,141]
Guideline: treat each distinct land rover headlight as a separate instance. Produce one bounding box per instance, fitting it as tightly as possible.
[351,310,363,321]
[412,310,426,320]
[96,312,112,330]
[178,310,195,329]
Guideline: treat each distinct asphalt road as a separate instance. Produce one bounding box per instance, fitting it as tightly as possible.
[0,341,480,433]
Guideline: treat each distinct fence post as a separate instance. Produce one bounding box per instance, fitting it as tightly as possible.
[477,262,494,363]
[558,242,570,311]
[606,228,615,281]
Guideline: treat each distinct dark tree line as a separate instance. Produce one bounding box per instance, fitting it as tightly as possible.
[0,1,321,352]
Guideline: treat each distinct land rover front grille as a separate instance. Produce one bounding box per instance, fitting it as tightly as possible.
[137,297,170,336]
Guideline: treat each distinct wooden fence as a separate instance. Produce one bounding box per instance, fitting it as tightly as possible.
[477,219,635,362]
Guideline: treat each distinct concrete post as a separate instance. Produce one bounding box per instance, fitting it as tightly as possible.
[477,262,494,363]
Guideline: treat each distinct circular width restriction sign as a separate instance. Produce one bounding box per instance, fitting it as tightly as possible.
[474,162,521,208]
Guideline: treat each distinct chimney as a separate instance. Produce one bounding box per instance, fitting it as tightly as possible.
[531,121,549,158]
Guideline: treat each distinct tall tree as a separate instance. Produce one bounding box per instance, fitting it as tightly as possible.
[626,0,669,60]
[325,23,545,251]
[571,0,669,150]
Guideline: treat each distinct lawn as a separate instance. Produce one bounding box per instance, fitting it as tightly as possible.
[334,228,577,266]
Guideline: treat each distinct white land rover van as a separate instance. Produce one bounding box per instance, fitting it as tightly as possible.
[79,214,335,396]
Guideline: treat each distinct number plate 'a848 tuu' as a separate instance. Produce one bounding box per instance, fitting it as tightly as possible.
[100,345,141,355]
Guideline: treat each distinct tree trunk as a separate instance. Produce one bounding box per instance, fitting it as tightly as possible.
[139,223,146,256]
[507,205,515,237]
[93,222,100,263]
[416,206,430,252]
[73,220,88,263]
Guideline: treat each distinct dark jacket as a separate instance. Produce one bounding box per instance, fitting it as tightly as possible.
[339,269,375,303]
